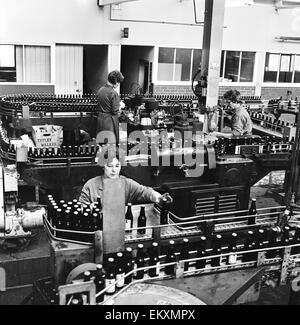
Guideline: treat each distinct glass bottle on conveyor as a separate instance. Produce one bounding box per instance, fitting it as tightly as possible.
[148,242,160,277]
[95,264,105,303]
[196,236,207,269]
[125,203,134,233]
[115,252,125,289]
[124,247,134,285]
[137,206,147,235]
[160,198,168,225]
[181,238,190,271]
[134,244,146,280]
[105,257,116,295]
[248,198,257,225]
[165,240,176,276]
[227,232,238,265]
[211,234,222,267]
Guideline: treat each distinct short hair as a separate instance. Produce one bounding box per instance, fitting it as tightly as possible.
[96,144,125,167]
[108,70,124,85]
[223,89,241,103]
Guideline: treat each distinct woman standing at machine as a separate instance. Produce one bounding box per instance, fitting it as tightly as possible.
[96,70,125,145]
[79,145,173,206]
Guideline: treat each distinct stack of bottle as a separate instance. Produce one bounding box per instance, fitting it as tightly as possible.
[0,93,99,115]
[6,144,99,163]
[46,195,103,243]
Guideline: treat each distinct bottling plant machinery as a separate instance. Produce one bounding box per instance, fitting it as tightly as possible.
[0,93,299,305]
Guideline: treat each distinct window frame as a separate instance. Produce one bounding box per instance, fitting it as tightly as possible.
[0,43,54,85]
[156,46,202,84]
[263,52,300,85]
[220,50,256,84]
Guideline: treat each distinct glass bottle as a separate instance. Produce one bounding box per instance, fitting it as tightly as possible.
[137,206,146,235]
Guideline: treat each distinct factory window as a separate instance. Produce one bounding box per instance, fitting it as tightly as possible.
[220,50,256,82]
[0,44,51,83]
[157,47,201,82]
[0,45,16,82]
[294,55,300,83]
[264,53,280,82]
[264,53,300,83]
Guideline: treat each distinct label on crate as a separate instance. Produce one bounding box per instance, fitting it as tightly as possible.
[105,279,116,294]
[116,273,125,288]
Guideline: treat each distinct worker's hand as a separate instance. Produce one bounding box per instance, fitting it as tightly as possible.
[158,192,173,205]
[120,101,125,110]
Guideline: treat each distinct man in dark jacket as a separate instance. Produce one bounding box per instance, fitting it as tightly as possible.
[96,70,124,144]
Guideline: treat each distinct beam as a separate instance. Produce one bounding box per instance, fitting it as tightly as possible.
[201,0,226,107]
[98,0,139,6]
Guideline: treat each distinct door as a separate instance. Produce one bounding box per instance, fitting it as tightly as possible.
[138,60,150,95]
[55,44,83,95]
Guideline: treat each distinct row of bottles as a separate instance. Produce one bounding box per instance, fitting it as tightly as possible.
[30,103,98,112]
[47,195,102,242]
[62,222,300,304]
[250,111,295,131]
[125,204,148,235]
[7,144,99,159]
[214,135,293,156]
[268,97,299,111]
[125,199,169,236]
[3,93,98,104]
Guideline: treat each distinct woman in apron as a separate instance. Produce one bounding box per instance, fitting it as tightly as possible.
[96,70,124,145]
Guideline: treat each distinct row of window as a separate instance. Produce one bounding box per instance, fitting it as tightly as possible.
[158,48,300,84]
[1,44,300,84]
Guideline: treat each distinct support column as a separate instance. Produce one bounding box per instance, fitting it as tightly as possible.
[201,0,226,107]
[108,44,122,94]
[254,52,266,97]
[108,44,121,73]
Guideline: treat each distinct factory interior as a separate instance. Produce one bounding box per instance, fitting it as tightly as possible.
[1,0,300,306]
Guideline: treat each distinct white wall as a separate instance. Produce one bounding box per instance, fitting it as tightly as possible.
[223,6,300,53]
[1,0,300,53]
[0,0,203,48]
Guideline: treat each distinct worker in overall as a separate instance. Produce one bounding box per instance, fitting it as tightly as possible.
[79,145,173,206]
[96,70,125,145]
[210,89,253,138]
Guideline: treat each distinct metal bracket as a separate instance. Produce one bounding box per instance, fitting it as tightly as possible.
[58,280,96,305]
[257,251,266,266]
[175,261,185,278]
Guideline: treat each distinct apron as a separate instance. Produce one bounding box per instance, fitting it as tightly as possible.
[96,112,119,144]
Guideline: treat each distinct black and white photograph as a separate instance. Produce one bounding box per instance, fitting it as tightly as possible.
[0,0,300,309]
